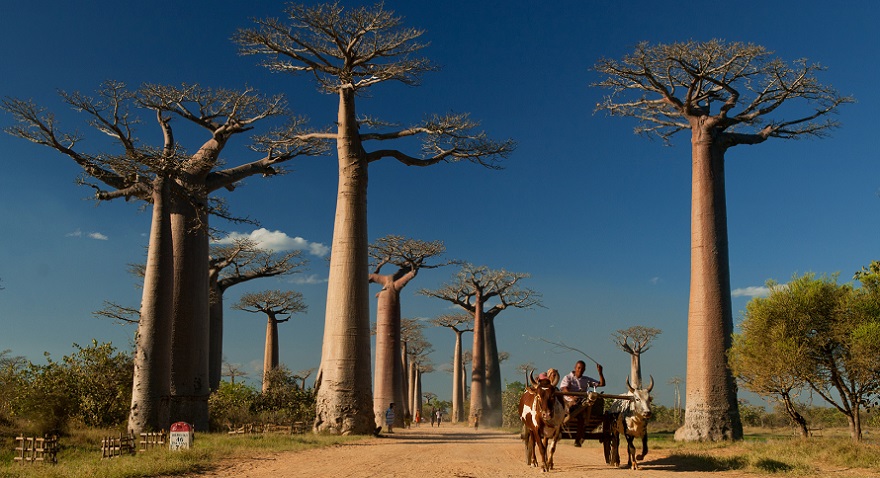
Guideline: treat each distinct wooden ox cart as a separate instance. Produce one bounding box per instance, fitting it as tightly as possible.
[557,391,632,464]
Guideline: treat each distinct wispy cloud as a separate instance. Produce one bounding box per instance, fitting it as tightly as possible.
[290,274,328,285]
[649,277,660,285]
[66,229,109,241]
[731,286,771,298]
[215,228,329,257]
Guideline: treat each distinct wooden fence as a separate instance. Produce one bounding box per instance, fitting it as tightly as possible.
[14,435,58,464]
[139,431,167,451]
[101,434,136,459]
[227,422,307,435]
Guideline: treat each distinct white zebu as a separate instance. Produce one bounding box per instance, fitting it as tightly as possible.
[609,376,653,470]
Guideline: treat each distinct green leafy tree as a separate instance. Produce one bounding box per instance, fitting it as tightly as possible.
[209,381,259,430]
[731,271,880,441]
[62,341,133,428]
[595,40,853,441]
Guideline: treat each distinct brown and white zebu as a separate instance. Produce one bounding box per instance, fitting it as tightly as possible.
[608,376,654,470]
[519,370,566,472]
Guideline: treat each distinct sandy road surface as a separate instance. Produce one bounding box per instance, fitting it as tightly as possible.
[188,424,878,478]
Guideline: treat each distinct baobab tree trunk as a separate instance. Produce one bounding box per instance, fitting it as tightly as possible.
[263,315,281,393]
[314,87,374,435]
[675,132,743,442]
[452,329,465,423]
[128,178,173,434]
[469,291,487,426]
[630,353,642,388]
[169,197,212,431]
[400,342,410,422]
[483,315,502,427]
[208,281,224,392]
[373,287,404,428]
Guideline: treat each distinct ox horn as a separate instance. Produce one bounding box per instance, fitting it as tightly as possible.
[626,376,635,393]
[528,370,537,387]
[647,375,654,393]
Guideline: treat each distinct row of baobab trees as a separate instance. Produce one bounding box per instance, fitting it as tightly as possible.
[3,2,852,440]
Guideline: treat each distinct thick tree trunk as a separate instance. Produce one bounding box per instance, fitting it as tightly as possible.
[483,314,502,427]
[169,197,211,431]
[314,88,374,434]
[469,291,486,426]
[630,353,642,388]
[452,330,464,423]
[675,130,743,442]
[208,279,223,392]
[262,316,280,392]
[128,178,173,434]
[400,342,410,421]
[373,286,404,428]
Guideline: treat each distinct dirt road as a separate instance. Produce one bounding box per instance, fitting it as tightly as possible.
[192,424,876,478]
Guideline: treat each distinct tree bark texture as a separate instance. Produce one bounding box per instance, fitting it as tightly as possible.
[169,198,211,430]
[675,131,743,441]
[372,286,404,428]
[630,353,642,388]
[401,343,410,421]
[482,315,502,427]
[469,290,487,426]
[314,88,374,434]
[128,178,173,434]
[208,279,224,392]
[262,315,281,393]
[452,329,465,423]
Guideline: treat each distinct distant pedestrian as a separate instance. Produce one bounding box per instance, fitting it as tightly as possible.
[415,410,421,426]
[474,409,481,430]
[430,406,437,427]
[435,410,442,427]
[385,403,395,433]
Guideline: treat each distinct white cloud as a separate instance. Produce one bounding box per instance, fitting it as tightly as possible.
[215,228,329,257]
[290,274,329,285]
[649,277,660,285]
[731,286,771,298]
[66,229,108,240]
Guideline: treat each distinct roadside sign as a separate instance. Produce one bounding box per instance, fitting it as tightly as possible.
[169,422,194,450]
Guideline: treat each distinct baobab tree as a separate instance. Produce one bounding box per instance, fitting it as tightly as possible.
[235,2,514,434]
[209,239,307,390]
[2,82,323,433]
[233,290,308,393]
[611,326,661,388]
[421,263,542,427]
[431,313,473,423]
[594,40,852,441]
[370,235,451,428]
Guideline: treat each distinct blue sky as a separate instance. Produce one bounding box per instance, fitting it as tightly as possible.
[1,1,878,410]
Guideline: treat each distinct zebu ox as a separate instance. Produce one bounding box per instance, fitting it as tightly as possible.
[519,371,566,472]
[609,376,654,470]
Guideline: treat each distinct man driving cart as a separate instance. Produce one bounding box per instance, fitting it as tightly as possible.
[559,360,605,447]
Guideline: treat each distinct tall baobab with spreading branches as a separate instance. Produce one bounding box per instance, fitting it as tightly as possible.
[233,290,307,392]
[369,235,451,428]
[209,239,307,390]
[421,263,542,427]
[612,326,661,388]
[594,40,852,441]
[2,82,322,433]
[236,2,514,434]
[431,313,473,423]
